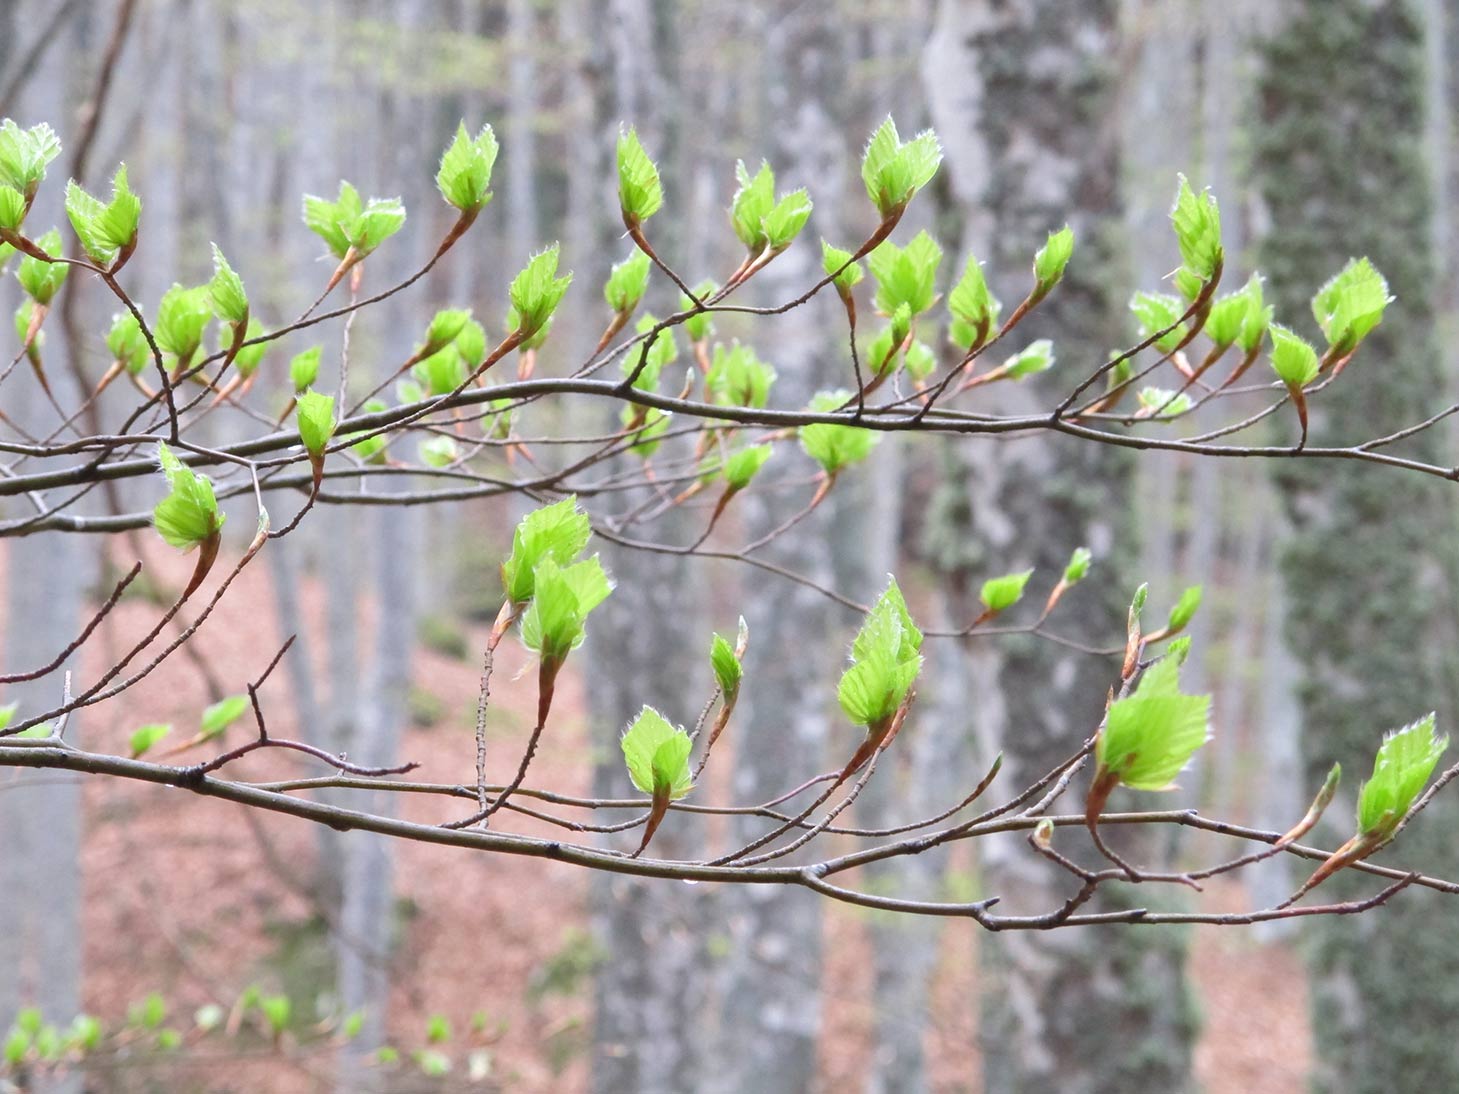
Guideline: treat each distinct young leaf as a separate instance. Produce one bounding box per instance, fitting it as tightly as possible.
[1096,652,1212,790]
[707,342,776,408]
[860,117,942,219]
[436,121,499,212]
[295,390,337,457]
[129,723,171,758]
[621,706,695,799]
[1136,386,1192,418]
[681,280,717,342]
[1236,274,1273,353]
[508,244,572,338]
[65,165,140,266]
[1165,585,1202,635]
[418,435,459,468]
[1170,174,1222,281]
[16,228,66,304]
[623,313,678,391]
[868,231,942,317]
[617,127,663,225]
[1269,323,1319,388]
[107,311,149,374]
[1356,713,1448,841]
[200,695,249,739]
[518,556,614,661]
[980,570,1033,613]
[821,240,864,296]
[0,188,23,232]
[1003,339,1055,379]
[604,250,651,314]
[799,391,879,474]
[0,120,61,198]
[154,283,212,360]
[289,346,321,391]
[501,496,592,605]
[837,578,923,728]
[623,406,671,457]
[710,632,742,697]
[1129,291,1188,353]
[948,255,1000,348]
[303,181,405,258]
[231,318,267,376]
[1311,257,1392,355]
[722,444,772,490]
[1033,225,1074,292]
[207,244,248,325]
[152,441,225,550]
[1063,547,1092,585]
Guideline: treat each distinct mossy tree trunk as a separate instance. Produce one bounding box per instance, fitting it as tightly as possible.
[1256,3,1459,1089]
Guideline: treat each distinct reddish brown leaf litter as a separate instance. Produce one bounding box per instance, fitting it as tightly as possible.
[0,546,1311,1091]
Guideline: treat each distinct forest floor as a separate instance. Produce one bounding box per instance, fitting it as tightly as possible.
[46,546,1311,1092]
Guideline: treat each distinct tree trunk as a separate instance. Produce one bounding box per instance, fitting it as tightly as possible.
[930,2,1197,1090]
[1257,3,1459,1089]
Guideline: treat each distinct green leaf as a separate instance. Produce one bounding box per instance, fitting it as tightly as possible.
[3,1026,28,1066]
[1129,291,1188,353]
[980,570,1033,613]
[508,244,573,338]
[623,406,671,457]
[229,318,268,376]
[0,185,24,232]
[418,435,459,468]
[837,579,923,728]
[681,280,717,341]
[65,165,140,266]
[617,127,663,224]
[519,556,614,661]
[348,400,390,464]
[1063,547,1092,585]
[948,255,1000,347]
[1268,323,1319,388]
[436,121,499,212]
[413,345,467,396]
[722,444,772,490]
[154,283,212,360]
[710,630,743,696]
[1165,585,1202,634]
[1203,287,1250,348]
[604,250,651,314]
[68,1014,102,1052]
[295,390,337,457]
[1311,257,1392,355]
[131,993,167,1030]
[731,160,774,251]
[1170,174,1222,281]
[707,342,776,408]
[1236,274,1273,353]
[1097,653,1212,790]
[341,1011,365,1040]
[417,308,471,358]
[454,316,487,368]
[15,299,41,354]
[201,694,249,739]
[289,346,322,392]
[1033,225,1075,290]
[106,310,149,375]
[821,240,864,295]
[1356,713,1448,840]
[129,723,171,758]
[426,1014,451,1044]
[799,391,879,474]
[860,117,942,218]
[16,228,66,304]
[904,339,936,382]
[868,230,942,317]
[152,441,226,550]
[0,120,61,197]
[1173,264,1204,303]
[303,181,405,258]
[621,706,694,799]
[1003,339,1054,379]
[206,244,248,325]
[259,995,291,1035]
[0,704,15,732]
[501,496,592,605]
[623,313,678,391]
[1136,386,1192,418]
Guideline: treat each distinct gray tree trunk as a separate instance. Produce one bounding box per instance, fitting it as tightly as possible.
[929,2,1197,1091]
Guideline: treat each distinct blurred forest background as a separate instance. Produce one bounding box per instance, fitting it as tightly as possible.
[2,0,1458,1091]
